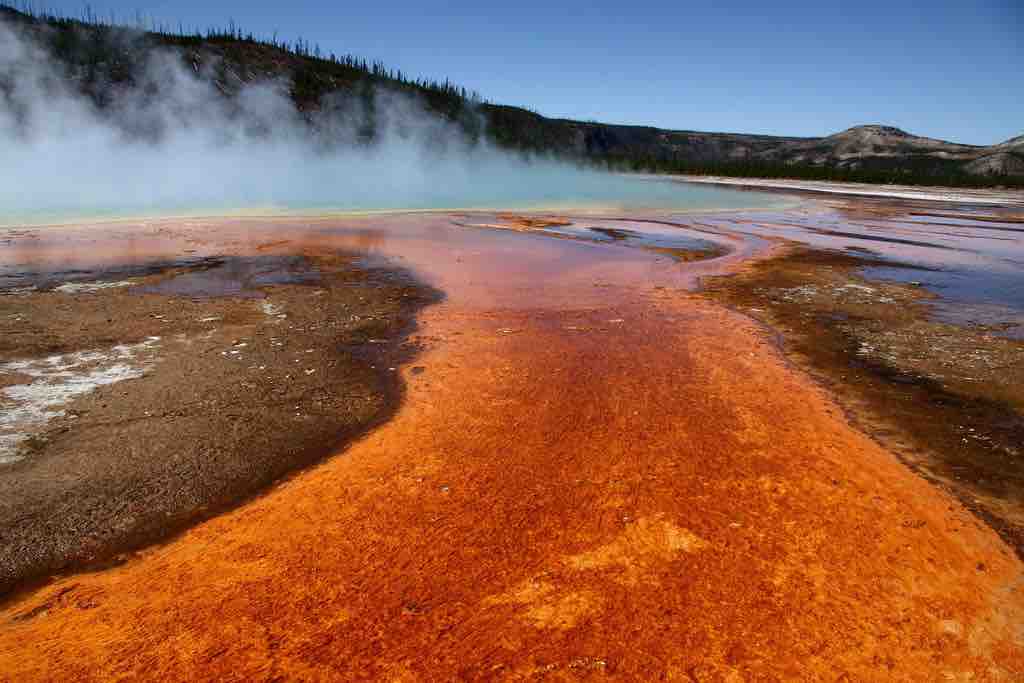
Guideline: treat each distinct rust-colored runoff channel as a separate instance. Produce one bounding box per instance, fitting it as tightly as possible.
[1,211,1022,681]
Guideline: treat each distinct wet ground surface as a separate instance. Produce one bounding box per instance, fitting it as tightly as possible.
[694,198,1024,336]
[704,249,1024,557]
[135,255,322,298]
[451,213,728,263]
[0,200,1022,679]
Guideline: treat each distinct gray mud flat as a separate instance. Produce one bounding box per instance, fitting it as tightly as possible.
[0,251,437,597]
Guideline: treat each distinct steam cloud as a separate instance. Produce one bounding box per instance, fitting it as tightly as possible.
[0,18,629,218]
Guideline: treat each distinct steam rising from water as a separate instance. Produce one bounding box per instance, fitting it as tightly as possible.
[0,19,775,220]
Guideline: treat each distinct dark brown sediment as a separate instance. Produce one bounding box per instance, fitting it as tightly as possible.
[0,247,439,597]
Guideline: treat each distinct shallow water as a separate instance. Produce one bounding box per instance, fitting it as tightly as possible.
[137,256,321,299]
[698,202,1024,336]
[1,191,1020,338]
[0,176,790,227]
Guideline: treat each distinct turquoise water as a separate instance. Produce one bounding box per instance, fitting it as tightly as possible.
[0,174,790,227]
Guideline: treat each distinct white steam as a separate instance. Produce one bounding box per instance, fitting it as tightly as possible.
[0,20,579,217]
[0,19,768,219]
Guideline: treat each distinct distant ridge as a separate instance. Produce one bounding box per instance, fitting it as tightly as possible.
[995,134,1024,149]
[513,119,1024,182]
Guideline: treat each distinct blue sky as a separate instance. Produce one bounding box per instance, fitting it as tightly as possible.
[37,0,1024,145]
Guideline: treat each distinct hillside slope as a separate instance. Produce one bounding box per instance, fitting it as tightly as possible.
[1,5,1021,186]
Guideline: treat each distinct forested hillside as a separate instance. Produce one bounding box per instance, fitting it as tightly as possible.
[2,4,1021,188]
